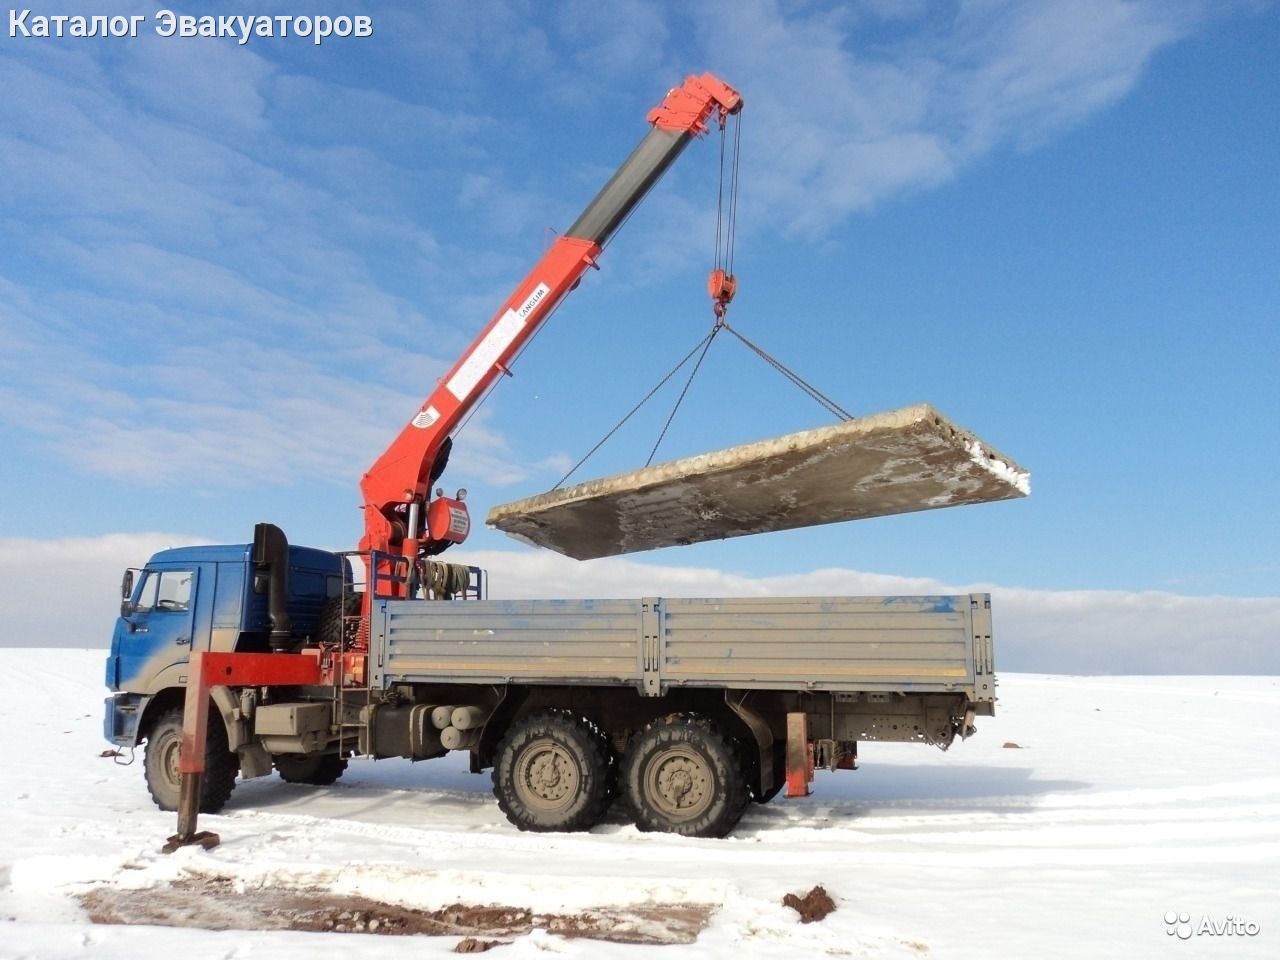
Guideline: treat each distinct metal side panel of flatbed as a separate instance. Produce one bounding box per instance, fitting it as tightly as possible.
[373,594,995,704]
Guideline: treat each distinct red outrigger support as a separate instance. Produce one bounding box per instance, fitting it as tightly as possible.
[163,651,323,853]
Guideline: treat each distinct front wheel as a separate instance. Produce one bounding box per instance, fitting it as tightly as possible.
[492,710,612,832]
[620,714,748,838]
[143,705,238,813]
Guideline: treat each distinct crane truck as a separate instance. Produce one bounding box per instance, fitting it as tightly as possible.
[103,74,999,844]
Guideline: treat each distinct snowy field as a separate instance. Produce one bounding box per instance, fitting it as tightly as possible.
[0,649,1276,959]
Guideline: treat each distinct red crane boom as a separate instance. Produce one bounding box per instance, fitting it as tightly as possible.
[358,73,742,592]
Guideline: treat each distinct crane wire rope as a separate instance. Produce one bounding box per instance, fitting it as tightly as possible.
[556,107,853,485]
[720,321,853,422]
[559,115,743,484]
[551,327,719,490]
[642,111,744,466]
[645,321,721,467]
[713,111,742,274]
[714,121,726,270]
[727,111,742,275]
[469,108,851,489]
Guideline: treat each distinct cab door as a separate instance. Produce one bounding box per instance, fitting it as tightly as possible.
[116,567,198,691]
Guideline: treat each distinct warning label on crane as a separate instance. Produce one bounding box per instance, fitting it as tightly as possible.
[410,405,441,429]
[447,282,550,402]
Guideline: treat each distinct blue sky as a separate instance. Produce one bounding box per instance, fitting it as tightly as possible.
[1,1,1277,664]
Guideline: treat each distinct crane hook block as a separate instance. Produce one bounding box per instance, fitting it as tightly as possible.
[708,267,737,319]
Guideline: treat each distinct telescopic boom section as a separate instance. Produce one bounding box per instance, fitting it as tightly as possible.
[358,73,742,585]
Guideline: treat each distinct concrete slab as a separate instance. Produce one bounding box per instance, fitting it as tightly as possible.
[486,404,1029,560]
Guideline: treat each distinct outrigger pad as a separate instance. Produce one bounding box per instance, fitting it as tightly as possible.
[487,404,1029,560]
[161,830,220,854]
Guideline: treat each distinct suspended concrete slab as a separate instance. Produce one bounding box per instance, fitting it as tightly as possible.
[486,404,1030,561]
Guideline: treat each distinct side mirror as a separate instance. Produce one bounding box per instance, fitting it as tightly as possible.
[120,569,135,617]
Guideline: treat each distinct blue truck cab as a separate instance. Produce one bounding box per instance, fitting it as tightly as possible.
[104,538,346,748]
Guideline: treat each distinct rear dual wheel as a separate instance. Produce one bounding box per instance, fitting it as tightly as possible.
[620,714,748,838]
[492,710,613,832]
[491,710,751,838]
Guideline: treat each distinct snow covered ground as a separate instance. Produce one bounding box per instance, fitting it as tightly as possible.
[0,649,1276,959]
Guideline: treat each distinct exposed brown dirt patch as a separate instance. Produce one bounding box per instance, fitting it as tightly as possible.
[455,937,506,953]
[79,876,712,945]
[783,885,836,923]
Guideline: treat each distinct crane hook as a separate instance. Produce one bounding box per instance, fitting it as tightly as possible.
[708,267,737,320]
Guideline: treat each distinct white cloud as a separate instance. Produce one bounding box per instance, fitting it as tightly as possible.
[531,0,1218,283]
[552,0,671,78]
[0,292,561,491]
[0,533,210,649]
[449,408,575,489]
[118,29,274,135]
[0,40,561,493]
[0,2,1254,510]
[694,0,1212,233]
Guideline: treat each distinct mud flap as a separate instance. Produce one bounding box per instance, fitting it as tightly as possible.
[238,743,273,780]
[785,712,814,798]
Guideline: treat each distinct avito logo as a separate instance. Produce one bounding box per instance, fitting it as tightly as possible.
[1165,911,1261,940]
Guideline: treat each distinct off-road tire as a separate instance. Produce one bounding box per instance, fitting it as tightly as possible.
[492,710,612,832]
[143,705,238,813]
[621,714,748,838]
[275,752,348,786]
[317,593,361,646]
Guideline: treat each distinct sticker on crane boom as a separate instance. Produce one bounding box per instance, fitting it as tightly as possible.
[411,405,441,429]
[446,282,551,402]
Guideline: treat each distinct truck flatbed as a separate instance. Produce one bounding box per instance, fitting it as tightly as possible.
[375,593,995,709]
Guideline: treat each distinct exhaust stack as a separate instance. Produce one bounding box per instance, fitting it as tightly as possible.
[252,523,292,653]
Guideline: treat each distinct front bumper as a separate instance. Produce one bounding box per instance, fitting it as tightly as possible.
[103,692,147,746]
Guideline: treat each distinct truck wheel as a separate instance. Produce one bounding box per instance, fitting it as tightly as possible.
[621,714,748,838]
[492,710,612,832]
[143,706,238,813]
[275,753,348,786]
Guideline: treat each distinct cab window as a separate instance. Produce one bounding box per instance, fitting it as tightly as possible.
[134,571,193,613]
[133,573,158,612]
